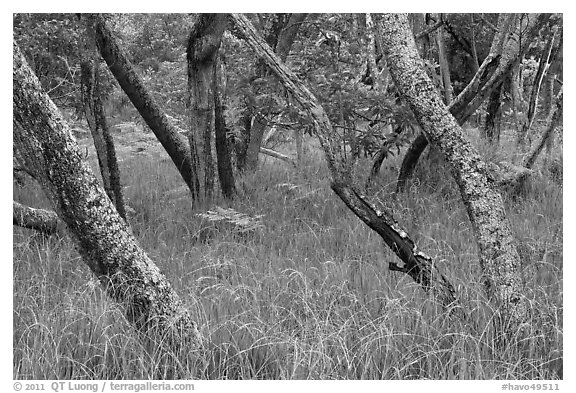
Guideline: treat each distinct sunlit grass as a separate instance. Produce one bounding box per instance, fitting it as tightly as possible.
[13,130,562,379]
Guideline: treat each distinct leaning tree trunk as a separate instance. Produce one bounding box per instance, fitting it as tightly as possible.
[244,13,308,171]
[397,14,549,191]
[80,56,126,219]
[13,41,201,372]
[13,201,58,235]
[231,13,459,312]
[434,15,453,105]
[523,88,563,169]
[518,26,558,148]
[87,14,198,200]
[379,14,528,330]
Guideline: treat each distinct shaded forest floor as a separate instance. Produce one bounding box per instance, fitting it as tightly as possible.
[13,124,562,379]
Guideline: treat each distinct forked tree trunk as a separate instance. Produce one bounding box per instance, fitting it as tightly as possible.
[379,14,528,329]
[231,13,459,312]
[80,56,126,219]
[518,26,558,148]
[87,14,198,200]
[187,14,228,201]
[244,13,307,171]
[13,201,58,235]
[524,88,563,169]
[397,13,549,191]
[13,41,201,369]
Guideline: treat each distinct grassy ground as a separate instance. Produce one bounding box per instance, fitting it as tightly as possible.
[13,127,562,380]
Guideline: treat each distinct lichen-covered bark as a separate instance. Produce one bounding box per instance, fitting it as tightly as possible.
[244,13,307,171]
[518,26,558,147]
[379,14,528,325]
[398,14,549,188]
[13,41,201,363]
[87,14,198,199]
[231,13,458,310]
[365,13,380,90]
[13,201,58,235]
[187,13,228,201]
[524,88,563,169]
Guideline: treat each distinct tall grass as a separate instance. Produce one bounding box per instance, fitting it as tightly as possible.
[13,130,562,379]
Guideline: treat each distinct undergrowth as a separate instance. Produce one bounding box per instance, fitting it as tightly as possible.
[13,130,562,380]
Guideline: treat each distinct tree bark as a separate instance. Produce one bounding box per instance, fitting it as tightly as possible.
[80,55,126,220]
[379,13,528,328]
[259,147,297,167]
[397,13,549,191]
[244,13,307,171]
[523,88,562,169]
[434,15,453,105]
[13,201,58,235]
[231,13,459,311]
[365,13,380,90]
[187,14,228,201]
[518,26,558,147]
[87,14,197,200]
[483,80,504,143]
[13,41,202,368]
[213,54,236,199]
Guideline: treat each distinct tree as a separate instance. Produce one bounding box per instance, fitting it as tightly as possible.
[231,13,458,311]
[378,13,528,331]
[242,13,308,171]
[87,14,198,199]
[213,54,237,199]
[517,23,560,147]
[80,19,126,219]
[187,14,229,201]
[13,201,58,235]
[397,13,549,192]
[13,41,201,374]
[523,88,563,169]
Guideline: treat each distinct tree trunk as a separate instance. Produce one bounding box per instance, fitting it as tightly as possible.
[187,14,227,202]
[244,13,307,171]
[483,80,504,143]
[379,14,528,330]
[80,57,126,219]
[510,61,525,131]
[88,14,198,199]
[434,15,453,105]
[524,88,562,169]
[13,41,201,371]
[231,13,459,312]
[260,147,297,167]
[213,54,236,199]
[518,26,558,147]
[13,201,58,235]
[469,14,480,73]
[365,13,379,90]
[397,13,548,190]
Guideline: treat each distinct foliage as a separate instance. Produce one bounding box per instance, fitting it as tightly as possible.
[197,206,265,234]
[13,13,82,109]
[13,12,564,380]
